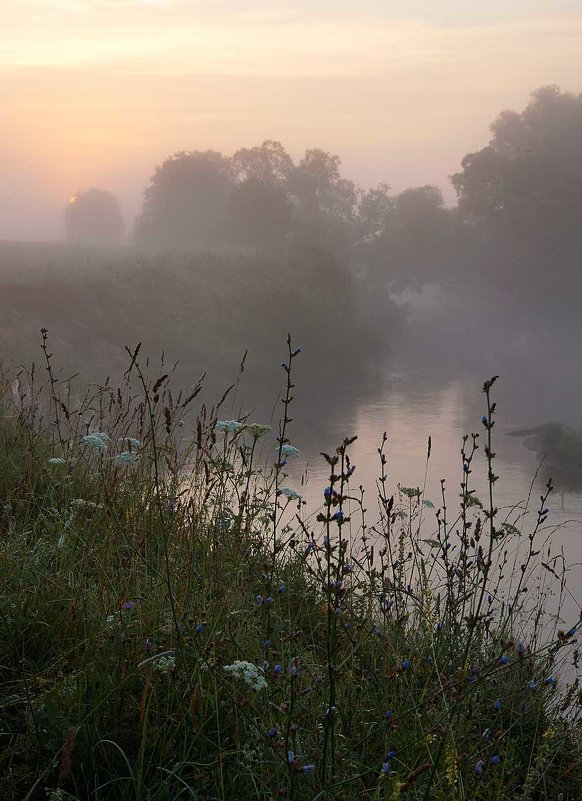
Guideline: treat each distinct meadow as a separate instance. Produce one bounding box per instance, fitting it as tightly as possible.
[1,336,581,801]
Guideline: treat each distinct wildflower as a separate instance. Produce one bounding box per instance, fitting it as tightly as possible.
[401,659,411,670]
[266,596,274,605]
[255,595,264,606]
[387,750,396,760]
[494,699,501,711]
[463,462,469,473]
[114,451,139,465]
[268,727,277,737]
[381,763,390,775]
[475,760,485,776]
[48,457,66,465]
[528,680,537,692]
[546,676,555,685]
[145,638,153,655]
[302,764,314,773]
[385,709,393,721]
[343,563,352,573]
[278,487,301,501]
[83,432,109,450]
[264,639,270,647]
[280,444,300,459]
[568,627,577,637]
[281,363,289,372]
[118,437,141,448]
[491,755,501,766]
[332,510,344,522]
[292,347,302,356]
[499,655,510,666]
[324,486,337,501]
[122,600,136,610]
[346,464,356,478]
[517,641,524,655]
[223,660,267,691]
[245,423,271,439]
[195,624,204,635]
[482,416,488,427]
[278,583,286,594]
[272,664,282,675]
[288,750,296,764]
[154,655,176,673]
[214,420,243,434]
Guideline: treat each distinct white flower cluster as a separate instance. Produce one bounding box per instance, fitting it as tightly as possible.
[223,660,267,692]
[153,655,176,673]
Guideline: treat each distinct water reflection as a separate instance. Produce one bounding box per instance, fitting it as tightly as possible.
[286,371,582,621]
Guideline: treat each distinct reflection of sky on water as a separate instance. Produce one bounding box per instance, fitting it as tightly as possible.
[284,374,582,629]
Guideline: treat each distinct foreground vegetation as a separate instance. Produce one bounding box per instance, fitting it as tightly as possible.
[1,338,581,801]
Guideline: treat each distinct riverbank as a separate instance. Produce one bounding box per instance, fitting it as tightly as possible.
[1,350,581,800]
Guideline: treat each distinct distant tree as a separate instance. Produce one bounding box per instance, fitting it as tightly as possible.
[451,85,582,308]
[228,178,293,246]
[231,140,294,185]
[356,185,466,291]
[134,151,232,248]
[290,148,358,222]
[65,188,124,246]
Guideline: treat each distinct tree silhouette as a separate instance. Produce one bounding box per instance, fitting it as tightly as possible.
[65,188,124,246]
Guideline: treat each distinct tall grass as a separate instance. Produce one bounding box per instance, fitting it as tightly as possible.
[0,337,581,801]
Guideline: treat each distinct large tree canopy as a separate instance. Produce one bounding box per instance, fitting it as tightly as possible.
[133,150,232,248]
[451,86,582,308]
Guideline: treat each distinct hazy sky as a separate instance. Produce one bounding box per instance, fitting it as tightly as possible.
[3,0,582,240]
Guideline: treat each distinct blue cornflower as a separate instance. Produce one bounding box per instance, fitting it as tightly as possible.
[517,641,524,655]
[385,709,392,721]
[343,563,352,573]
[302,764,314,773]
[278,583,286,593]
[264,639,270,647]
[494,699,501,711]
[292,348,302,356]
[266,597,274,605]
[386,750,396,760]
[482,416,488,426]
[546,676,555,685]
[401,659,411,670]
[499,654,510,666]
[491,755,501,766]
[475,760,485,776]
[332,510,344,523]
[122,600,136,610]
[195,624,204,635]
[268,727,277,737]
[273,664,282,675]
[381,762,390,775]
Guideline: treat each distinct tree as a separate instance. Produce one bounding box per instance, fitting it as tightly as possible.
[231,140,294,185]
[65,188,124,246]
[228,177,293,246]
[134,151,232,248]
[451,86,582,309]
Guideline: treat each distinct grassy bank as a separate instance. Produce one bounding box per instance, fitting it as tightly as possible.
[1,340,581,801]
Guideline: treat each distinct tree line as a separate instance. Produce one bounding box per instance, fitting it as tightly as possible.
[66,86,582,313]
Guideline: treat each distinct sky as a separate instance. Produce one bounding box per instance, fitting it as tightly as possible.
[2,0,582,240]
